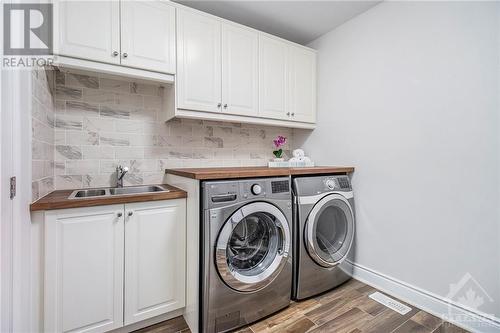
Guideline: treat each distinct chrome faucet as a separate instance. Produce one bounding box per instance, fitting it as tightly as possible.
[116,165,129,187]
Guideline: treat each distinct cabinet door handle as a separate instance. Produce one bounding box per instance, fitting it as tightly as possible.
[217,103,222,108]
[223,104,228,109]
[291,113,295,116]
[286,112,290,116]
[123,52,128,58]
[112,51,119,57]
[128,211,133,217]
[117,212,123,217]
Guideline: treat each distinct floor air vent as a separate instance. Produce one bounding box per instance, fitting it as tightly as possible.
[369,291,412,315]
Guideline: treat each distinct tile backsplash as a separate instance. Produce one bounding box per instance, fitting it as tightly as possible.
[32,69,55,201]
[32,67,293,199]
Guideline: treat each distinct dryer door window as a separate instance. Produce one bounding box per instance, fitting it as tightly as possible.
[305,194,354,268]
[216,202,291,292]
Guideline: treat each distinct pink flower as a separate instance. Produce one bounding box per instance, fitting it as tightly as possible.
[273,135,287,148]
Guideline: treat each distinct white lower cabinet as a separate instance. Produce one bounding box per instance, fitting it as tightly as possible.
[44,205,125,333]
[44,199,186,333]
[124,200,186,325]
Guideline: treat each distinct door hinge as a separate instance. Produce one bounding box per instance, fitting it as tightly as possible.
[10,177,16,199]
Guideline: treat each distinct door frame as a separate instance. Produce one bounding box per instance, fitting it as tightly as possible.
[1,0,37,328]
[1,0,14,328]
[1,53,14,333]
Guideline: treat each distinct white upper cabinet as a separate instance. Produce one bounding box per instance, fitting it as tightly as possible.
[177,9,222,113]
[124,200,186,325]
[120,1,176,73]
[222,23,259,117]
[54,0,175,74]
[258,35,289,121]
[44,205,124,333]
[288,46,317,123]
[54,1,120,65]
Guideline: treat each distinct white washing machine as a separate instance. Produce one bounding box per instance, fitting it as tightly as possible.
[292,175,355,300]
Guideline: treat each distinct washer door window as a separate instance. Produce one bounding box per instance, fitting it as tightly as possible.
[216,202,290,292]
[305,194,354,268]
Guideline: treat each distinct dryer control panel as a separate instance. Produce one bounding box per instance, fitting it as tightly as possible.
[293,175,352,197]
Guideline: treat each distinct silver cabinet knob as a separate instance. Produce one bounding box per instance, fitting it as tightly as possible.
[117,212,123,217]
[217,103,222,108]
[112,51,119,57]
[223,104,228,109]
[128,211,133,216]
[291,112,295,116]
[123,52,128,58]
[286,112,291,116]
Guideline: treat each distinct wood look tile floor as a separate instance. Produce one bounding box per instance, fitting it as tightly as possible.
[135,279,469,333]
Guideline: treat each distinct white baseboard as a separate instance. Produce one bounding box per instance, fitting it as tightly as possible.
[351,262,500,333]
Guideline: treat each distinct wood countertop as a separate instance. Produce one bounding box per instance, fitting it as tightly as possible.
[165,166,355,180]
[30,184,187,211]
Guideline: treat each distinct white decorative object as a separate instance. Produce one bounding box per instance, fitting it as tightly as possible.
[293,149,305,158]
[275,148,314,167]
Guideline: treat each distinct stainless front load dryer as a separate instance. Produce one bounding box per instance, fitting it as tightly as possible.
[293,175,355,300]
[202,177,293,333]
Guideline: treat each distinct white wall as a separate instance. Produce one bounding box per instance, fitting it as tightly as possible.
[296,0,500,322]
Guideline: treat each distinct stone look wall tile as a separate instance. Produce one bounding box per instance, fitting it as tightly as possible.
[32,68,55,201]
[32,68,294,191]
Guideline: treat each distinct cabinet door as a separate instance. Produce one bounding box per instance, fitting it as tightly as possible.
[222,23,259,116]
[44,205,124,333]
[124,199,186,325]
[120,1,176,74]
[54,0,120,64]
[177,9,222,113]
[259,34,289,120]
[288,46,317,123]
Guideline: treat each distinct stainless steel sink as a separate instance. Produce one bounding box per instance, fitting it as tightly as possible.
[68,185,169,199]
[109,185,167,196]
[71,189,107,198]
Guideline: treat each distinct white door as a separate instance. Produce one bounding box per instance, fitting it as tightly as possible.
[44,205,124,333]
[259,34,289,121]
[177,9,222,113]
[288,46,316,123]
[54,0,120,64]
[124,199,186,325]
[222,23,259,116]
[120,1,176,74]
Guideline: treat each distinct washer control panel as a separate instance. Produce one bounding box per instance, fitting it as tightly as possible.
[203,177,291,208]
